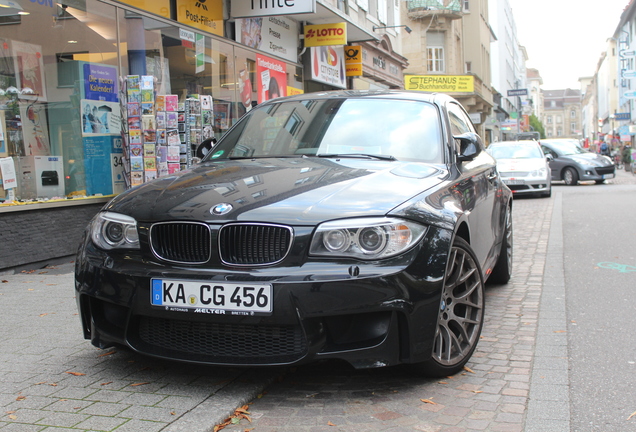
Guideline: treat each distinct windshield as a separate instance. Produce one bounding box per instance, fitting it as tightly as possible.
[488,143,543,159]
[204,98,443,163]
[542,140,587,156]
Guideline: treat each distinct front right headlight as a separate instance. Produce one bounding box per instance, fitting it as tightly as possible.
[90,212,140,250]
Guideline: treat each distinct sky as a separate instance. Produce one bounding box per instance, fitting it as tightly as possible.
[508,0,631,90]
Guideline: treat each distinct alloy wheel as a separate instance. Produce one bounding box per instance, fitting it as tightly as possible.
[433,241,484,366]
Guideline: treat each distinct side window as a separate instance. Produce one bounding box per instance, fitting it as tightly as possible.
[447,102,475,153]
[541,146,556,158]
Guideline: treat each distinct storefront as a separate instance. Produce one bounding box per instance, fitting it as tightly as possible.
[0,0,306,269]
[0,0,406,270]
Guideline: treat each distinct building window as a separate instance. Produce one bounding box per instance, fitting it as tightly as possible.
[571,122,576,131]
[463,0,470,11]
[557,127,562,136]
[547,116,553,124]
[465,62,472,73]
[427,32,445,73]
[556,115,562,123]
[570,110,576,118]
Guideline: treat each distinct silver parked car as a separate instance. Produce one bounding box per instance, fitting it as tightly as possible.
[539,139,615,185]
[486,140,551,198]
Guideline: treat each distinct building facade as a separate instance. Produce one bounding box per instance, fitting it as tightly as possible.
[542,89,582,140]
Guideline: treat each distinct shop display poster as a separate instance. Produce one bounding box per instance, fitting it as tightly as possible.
[236,17,299,63]
[256,54,286,103]
[310,46,346,89]
[11,41,46,101]
[81,100,121,136]
[0,156,17,190]
[82,135,124,196]
[83,63,118,102]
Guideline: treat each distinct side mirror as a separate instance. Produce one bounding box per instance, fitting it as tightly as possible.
[455,132,483,162]
[545,154,553,162]
[195,137,218,160]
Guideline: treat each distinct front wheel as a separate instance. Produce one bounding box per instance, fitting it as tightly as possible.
[411,237,485,377]
[563,167,579,186]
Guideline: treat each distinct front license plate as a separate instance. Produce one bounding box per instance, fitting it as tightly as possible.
[151,279,272,315]
[602,174,614,179]
[504,179,524,185]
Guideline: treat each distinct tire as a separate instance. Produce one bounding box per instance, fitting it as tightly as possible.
[489,204,513,284]
[411,237,485,377]
[563,167,579,186]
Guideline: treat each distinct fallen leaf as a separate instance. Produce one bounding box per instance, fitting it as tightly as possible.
[438,381,448,384]
[472,390,483,393]
[553,330,566,333]
[2,280,8,283]
[39,313,48,317]
[421,398,436,405]
[8,414,17,420]
[463,366,475,373]
[170,411,176,416]
[130,382,149,387]
[65,372,86,376]
[98,350,117,357]
[16,395,26,401]
[628,411,636,421]
[6,411,15,414]
[327,421,336,426]
[100,382,113,386]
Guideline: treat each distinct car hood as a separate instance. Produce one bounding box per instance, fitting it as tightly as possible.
[495,158,546,172]
[558,152,612,166]
[105,158,446,225]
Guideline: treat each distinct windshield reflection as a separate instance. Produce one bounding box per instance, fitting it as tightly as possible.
[205,98,444,163]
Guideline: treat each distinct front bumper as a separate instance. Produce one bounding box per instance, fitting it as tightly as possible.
[74,227,452,369]
[578,165,615,181]
[501,177,550,195]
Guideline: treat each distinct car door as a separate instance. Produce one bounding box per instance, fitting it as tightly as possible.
[447,102,500,268]
[540,144,561,180]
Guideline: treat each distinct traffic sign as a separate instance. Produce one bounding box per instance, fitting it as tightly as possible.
[621,50,636,57]
[614,112,631,121]
[622,70,636,78]
[507,88,528,97]
[623,91,636,98]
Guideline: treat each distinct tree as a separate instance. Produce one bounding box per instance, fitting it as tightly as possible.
[529,114,546,139]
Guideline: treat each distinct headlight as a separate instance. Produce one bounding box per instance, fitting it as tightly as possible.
[309,217,427,260]
[90,212,140,250]
[530,167,548,177]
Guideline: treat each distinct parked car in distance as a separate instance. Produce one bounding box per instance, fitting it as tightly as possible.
[540,139,615,185]
[75,90,513,378]
[486,140,551,198]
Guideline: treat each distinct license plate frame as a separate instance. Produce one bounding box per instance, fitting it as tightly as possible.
[151,279,273,315]
[503,179,524,185]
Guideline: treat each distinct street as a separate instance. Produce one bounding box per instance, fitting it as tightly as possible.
[1,169,636,432]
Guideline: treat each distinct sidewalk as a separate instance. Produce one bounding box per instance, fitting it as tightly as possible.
[0,260,280,432]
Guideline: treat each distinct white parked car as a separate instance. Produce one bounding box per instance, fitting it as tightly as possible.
[487,140,552,198]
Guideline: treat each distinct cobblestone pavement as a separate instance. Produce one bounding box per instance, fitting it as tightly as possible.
[1,168,633,432]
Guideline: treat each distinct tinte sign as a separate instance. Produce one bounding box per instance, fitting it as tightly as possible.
[304,23,347,47]
[231,0,316,18]
[177,0,223,36]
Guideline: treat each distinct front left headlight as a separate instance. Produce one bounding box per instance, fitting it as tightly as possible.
[530,167,548,178]
[309,217,427,260]
[90,211,140,250]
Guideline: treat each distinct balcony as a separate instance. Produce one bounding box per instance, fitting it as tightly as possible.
[407,0,463,20]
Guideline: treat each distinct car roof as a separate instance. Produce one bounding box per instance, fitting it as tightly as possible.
[261,89,456,106]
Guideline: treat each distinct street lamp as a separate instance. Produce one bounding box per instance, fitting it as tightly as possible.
[372,25,412,34]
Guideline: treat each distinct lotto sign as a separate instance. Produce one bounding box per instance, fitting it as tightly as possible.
[304,23,347,47]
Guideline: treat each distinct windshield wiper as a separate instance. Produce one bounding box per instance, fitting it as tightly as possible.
[313,153,397,161]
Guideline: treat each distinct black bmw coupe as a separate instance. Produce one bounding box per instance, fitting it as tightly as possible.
[75,90,513,377]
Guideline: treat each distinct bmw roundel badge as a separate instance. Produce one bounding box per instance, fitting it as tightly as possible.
[211,203,233,215]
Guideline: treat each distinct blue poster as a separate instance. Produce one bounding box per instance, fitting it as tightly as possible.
[83,63,118,102]
[83,135,123,196]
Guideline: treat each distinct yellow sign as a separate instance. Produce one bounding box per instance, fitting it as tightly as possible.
[405,75,475,92]
[177,0,224,36]
[115,0,171,18]
[287,87,304,96]
[344,45,362,77]
[304,23,347,47]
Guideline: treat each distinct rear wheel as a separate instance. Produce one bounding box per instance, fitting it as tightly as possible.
[489,204,513,284]
[411,237,485,377]
[563,167,579,185]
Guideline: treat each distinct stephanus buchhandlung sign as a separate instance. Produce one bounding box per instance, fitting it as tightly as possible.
[405,75,475,92]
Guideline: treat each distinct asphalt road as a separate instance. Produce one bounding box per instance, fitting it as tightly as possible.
[560,179,636,431]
